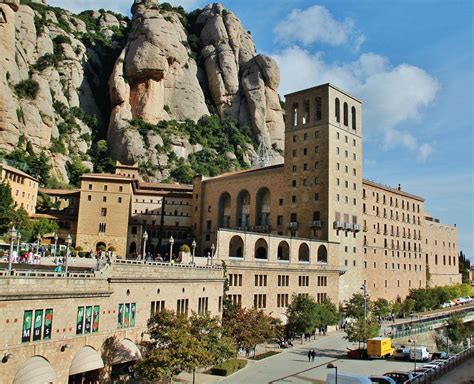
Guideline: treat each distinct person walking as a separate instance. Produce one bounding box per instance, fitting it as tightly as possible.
[311,349,316,362]
[307,349,312,362]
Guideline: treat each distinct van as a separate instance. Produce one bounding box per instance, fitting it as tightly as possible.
[327,371,372,384]
[409,347,430,361]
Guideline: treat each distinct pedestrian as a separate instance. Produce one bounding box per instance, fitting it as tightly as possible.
[311,349,316,361]
[307,349,311,362]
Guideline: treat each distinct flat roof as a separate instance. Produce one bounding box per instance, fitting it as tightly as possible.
[40,188,80,196]
[284,83,362,103]
[81,173,133,182]
[1,162,39,182]
[203,164,284,182]
[139,182,193,191]
[363,179,425,202]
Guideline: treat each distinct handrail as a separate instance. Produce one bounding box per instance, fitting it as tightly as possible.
[0,270,96,279]
[112,259,223,270]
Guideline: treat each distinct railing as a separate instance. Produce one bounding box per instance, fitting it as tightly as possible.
[0,270,96,279]
[113,259,223,270]
[406,346,474,383]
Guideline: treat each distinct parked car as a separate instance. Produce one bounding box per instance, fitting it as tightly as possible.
[409,367,433,377]
[347,348,368,359]
[423,363,443,372]
[383,372,416,384]
[369,376,397,384]
[430,359,449,367]
[410,346,430,361]
[393,346,410,360]
[440,302,453,308]
[327,372,372,384]
[431,351,449,360]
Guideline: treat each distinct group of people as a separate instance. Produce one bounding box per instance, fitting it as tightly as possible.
[276,336,295,349]
[307,349,317,362]
[6,249,43,265]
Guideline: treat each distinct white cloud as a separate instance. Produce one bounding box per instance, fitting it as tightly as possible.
[272,46,439,159]
[48,0,200,15]
[274,5,365,50]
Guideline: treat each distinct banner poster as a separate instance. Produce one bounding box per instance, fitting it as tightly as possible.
[76,307,84,335]
[92,306,100,333]
[118,303,124,328]
[22,310,33,343]
[84,306,92,334]
[33,309,43,341]
[124,303,130,328]
[130,303,136,327]
[43,309,53,340]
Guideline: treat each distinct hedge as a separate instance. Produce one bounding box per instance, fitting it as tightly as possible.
[211,358,247,376]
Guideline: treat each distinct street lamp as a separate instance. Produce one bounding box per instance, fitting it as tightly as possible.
[53,233,58,258]
[210,243,215,266]
[142,231,148,260]
[8,226,17,275]
[191,239,196,266]
[408,338,417,371]
[327,363,338,384]
[361,281,368,347]
[169,236,174,264]
[36,234,42,254]
[16,232,21,259]
[65,234,72,276]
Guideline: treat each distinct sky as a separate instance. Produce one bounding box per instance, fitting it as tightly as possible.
[49,0,474,260]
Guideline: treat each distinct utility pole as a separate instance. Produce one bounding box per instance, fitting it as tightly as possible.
[157,197,166,254]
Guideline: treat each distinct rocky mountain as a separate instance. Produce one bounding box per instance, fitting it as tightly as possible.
[0,0,284,185]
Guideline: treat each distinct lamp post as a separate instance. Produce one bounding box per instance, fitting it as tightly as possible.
[361,281,368,348]
[191,240,196,266]
[210,243,215,266]
[36,234,42,254]
[169,236,174,264]
[142,231,148,261]
[16,232,21,259]
[65,234,72,276]
[408,338,416,371]
[327,363,338,384]
[8,226,17,275]
[53,233,58,258]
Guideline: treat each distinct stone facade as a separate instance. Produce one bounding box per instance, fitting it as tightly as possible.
[1,162,38,216]
[0,261,224,383]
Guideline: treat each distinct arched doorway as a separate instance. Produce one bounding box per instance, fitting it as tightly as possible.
[14,356,56,384]
[298,243,310,262]
[255,187,271,227]
[110,339,142,381]
[317,245,328,263]
[69,346,104,383]
[236,190,250,227]
[277,241,290,261]
[229,235,244,258]
[254,238,268,260]
[218,193,231,228]
[96,242,106,252]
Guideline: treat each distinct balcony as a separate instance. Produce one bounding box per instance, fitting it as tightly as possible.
[254,225,271,233]
[344,222,353,230]
[287,222,299,230]
[333,221,344,229]
[310,220,323,228]
[353,224,361,232]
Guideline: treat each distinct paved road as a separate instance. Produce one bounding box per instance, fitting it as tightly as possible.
[220,331,415,384]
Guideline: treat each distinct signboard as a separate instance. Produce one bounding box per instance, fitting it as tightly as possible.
[33,309,43,341]
[76,307,84,335]
[84,306,92,334]
[22,310,33,343]
[43,309,53,340]
[92,306,100,333]
[118,304,124,328]
[124,303,130,328]
[130,303,136,327]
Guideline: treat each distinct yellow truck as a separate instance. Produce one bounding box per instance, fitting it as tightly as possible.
[367,337,395,359]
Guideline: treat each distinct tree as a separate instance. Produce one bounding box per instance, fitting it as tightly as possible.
[373,298,390,319]
[459,251,471,284]
[135,310,233,382]
[343,293,372,320]
[314,299,340,330]
[402,298,416,317]
[36,192,61,212]
[345,317,380,349]
[391,300,403,318]
[11,208,32,240]
[31,218,59,239]
[0,181,15,234]
[445,313,468,347]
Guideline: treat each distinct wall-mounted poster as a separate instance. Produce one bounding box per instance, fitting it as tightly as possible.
[22,310,33,343]
[92,306,100,333]
[124,303,130,328]
[130,303,136,327]
[33,309,43,341]
[76,307,84,335]
[118,303,124,328]
[43,309,53,340]
[84,306,92,334]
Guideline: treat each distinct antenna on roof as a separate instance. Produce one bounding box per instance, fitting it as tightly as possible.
[253,142,271,168]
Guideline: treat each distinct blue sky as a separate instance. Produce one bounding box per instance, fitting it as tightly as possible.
[50,0,473,260]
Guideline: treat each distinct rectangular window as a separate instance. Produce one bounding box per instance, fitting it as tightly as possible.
[198,297,209,315]
[177,299,189,317]
[88,195,92,201]
[88,184,92,190]
[103,196,107,202]
[101,208,107,217]
[118,197,122,203]
[104,185,108,191]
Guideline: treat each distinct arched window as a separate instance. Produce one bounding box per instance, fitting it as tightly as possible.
[292,102,299,127]
[315,97,322,121]
[317,245,328,263]
[236,190,250,228]
[255,187,271,226]
[343,102,348,126]
[302,100,310,124]
[229,235,244,258]
[351,106,356,130]
[298,243,310,262]
[335,98,340,122]
[254,238,268,260]
[277,241,290,261]
[218,193,231,228]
